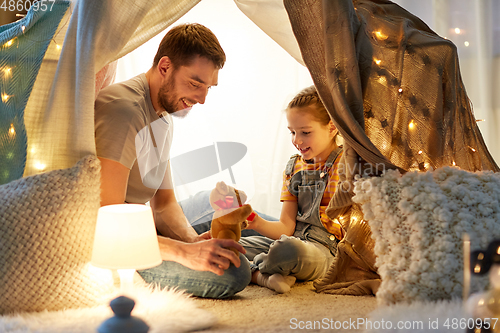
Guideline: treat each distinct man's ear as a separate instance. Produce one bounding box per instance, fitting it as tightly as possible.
[157,56,172,78]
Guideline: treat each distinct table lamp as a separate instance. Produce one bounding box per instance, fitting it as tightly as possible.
[91,204,162,292]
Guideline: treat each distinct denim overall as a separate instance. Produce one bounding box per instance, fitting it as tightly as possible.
[285,146,343,256]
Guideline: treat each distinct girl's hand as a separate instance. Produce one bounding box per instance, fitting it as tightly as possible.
[245,212,259,230]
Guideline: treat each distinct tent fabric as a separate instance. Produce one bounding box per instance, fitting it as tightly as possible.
[0,2,69,185]
[94,61,118,98]
[233,0,304,66]
[284,0,499,295]
[23,0,200,176]
[3,0,498,297]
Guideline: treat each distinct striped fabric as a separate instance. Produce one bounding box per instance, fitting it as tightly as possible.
[0,2,69,185]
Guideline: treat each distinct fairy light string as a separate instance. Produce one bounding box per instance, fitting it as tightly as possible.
[0,1,71,184]
[370,24,485,172]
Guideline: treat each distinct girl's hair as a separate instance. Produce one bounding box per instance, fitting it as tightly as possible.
[287,86,331,126]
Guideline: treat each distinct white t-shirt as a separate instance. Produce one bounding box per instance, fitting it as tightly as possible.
[95,73,174,204]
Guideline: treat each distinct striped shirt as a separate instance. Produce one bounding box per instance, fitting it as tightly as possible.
[280,151,344,240]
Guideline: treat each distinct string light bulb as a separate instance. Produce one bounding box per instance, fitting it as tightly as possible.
[418,150,423,155]
[8,123,15,137]
[470,250,491,276]
[408,120,416,130]
[374,58,382,65]
[464,41,469,47]
[34,161,46,171]
[455,27,461,34]
[1,93,11,102]
[3,67,11,77]
[52,38,63,51]
[3,39,14,47]
[374,30,388,40]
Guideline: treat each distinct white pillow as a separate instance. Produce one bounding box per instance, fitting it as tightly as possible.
[0,155,113,314]
[353,167,500,305]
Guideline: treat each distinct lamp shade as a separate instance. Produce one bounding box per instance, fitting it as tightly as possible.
[91,204,162,270]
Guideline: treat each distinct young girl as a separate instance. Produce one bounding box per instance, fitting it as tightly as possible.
[241,86,344,293]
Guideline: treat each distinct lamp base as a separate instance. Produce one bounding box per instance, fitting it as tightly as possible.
[117,269,136,294]
[98,296,149,333]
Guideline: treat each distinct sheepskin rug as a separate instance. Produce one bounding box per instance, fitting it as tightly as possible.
[0,284,216,333]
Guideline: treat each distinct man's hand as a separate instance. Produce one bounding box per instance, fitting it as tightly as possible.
[158,237,246,276]
[196,230,212,241]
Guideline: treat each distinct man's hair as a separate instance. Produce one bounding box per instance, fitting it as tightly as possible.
[153,23,226,69]
[287,86,331,126]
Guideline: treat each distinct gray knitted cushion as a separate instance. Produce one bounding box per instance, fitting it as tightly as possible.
[0,155,113,314]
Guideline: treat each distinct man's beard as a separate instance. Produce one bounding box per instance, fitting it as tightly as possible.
[157,70,190,118]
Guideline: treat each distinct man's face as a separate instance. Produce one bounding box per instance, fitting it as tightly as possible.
[157,55,219,118]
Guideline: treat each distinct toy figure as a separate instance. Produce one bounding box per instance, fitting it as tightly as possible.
[209,181,255,256]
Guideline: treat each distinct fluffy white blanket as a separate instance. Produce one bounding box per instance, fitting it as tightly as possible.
[0,285,216,333]
[353,167,500,305]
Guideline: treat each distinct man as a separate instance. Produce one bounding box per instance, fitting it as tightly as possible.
[94,23,250,298]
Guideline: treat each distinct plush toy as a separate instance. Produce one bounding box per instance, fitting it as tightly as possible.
[209,181,255,256]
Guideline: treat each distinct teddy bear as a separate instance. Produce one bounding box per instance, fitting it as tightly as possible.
[209,181,255,256]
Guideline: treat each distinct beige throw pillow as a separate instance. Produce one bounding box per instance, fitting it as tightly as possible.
[0,155,113,314]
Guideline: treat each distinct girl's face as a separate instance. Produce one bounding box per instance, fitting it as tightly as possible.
[286,106,337,163]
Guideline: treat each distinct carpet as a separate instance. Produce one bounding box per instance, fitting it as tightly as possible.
[0,284,216,333]
[194,281,378,332]
[193,282,484,333]
[1,280,483,333]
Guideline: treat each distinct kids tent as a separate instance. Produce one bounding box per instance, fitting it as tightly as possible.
[0,0,498,298]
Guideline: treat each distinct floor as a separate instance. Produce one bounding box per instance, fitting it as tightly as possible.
[194,281,378,332]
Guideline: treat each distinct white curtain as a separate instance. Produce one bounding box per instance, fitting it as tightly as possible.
[115,0,499,217]
[24,0,200,176]
[115,0,313,217]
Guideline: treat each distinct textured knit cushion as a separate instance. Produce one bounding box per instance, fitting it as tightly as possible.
[353,167,500,305]
[0,155,113,314]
